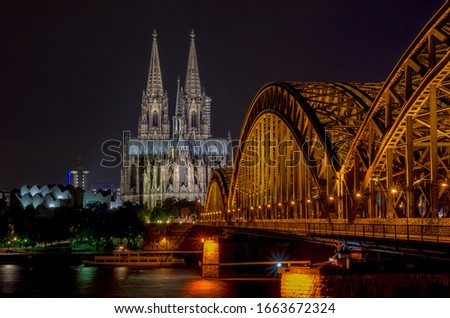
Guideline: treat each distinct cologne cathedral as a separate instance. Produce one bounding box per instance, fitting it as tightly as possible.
[120,30,233,207]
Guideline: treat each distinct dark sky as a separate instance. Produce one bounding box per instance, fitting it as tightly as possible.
[0,0,445,190]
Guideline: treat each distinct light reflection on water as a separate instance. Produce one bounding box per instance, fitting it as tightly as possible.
[0,264,20,294]
[279,267,450,298]
[0,264,280,298]
[2,263,450,297]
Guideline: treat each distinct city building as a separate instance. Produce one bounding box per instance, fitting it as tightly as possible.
[121,30,233,207]
[12,184,79,209]
[83,190,113,209]
[11,184,119,210]
[0,191,10,207]
[68,162,89,191]
[90,183,122,209]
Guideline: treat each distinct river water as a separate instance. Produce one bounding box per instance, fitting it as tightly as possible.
[0,263,281,297]
[1,253,450,297]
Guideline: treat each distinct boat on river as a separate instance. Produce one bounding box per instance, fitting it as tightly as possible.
[82,251,185,267]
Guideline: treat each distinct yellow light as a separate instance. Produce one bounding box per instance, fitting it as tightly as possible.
[356,193,362,198]
[391,188,398,194]
[290,201,295,205]
[250,206,254,210]
[329,196,334,201]
[278,202,282,206]
[280,271,317,298]
[267,204,271,208]
[203,240,219,260]
[307,199,311,203]
[258,205,262,209]
[442,183,448,187]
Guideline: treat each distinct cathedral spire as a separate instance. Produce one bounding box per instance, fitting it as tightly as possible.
[185,30,202,96]
[138,29,170,139]
[175,76,182,115]
[146,29,164,97]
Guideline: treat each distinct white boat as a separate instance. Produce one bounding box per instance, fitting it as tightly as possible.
[83,251,185,267]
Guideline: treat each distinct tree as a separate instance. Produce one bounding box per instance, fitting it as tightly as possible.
[0,199,9,241]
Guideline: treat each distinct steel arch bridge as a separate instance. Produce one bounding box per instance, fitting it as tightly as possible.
[204,1,450,224]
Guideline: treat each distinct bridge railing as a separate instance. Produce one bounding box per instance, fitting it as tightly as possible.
[305,222,450,244]
[201,220,450,244]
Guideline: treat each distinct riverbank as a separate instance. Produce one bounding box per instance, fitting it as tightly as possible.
[0,249,87,267]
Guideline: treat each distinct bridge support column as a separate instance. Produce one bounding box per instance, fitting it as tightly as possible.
[202,237,220,278]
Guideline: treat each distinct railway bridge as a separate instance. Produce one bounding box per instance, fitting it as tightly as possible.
[201,1,450,257]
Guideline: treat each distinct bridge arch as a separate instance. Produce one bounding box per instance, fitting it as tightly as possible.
[343,2,450,220]
[204,168,232,222]
[227,82,381,221]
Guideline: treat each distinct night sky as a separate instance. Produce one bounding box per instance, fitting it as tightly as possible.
[0,0,444,190]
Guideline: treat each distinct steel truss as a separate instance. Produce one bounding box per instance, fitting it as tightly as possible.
[205,2,450,221]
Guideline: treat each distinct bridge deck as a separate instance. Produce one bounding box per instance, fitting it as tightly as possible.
[200,220,450,247]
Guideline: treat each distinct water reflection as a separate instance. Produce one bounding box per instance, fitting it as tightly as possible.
[0,265,20,294]
[0,264,279,298]
[279,266,450,297]
[281,271,320,298]
[182,279,229,298]
[2,263,450,297]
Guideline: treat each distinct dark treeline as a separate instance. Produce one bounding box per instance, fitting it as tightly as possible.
[0,197,195,251]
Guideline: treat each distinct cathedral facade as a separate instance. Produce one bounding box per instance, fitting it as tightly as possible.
[120,30,232,207]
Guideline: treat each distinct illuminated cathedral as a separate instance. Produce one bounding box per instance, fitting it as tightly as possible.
[120,30,233,207]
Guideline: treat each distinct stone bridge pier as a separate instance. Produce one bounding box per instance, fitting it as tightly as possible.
[201,237,220,278]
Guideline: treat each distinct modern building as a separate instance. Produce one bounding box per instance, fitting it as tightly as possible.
[83,190,113,209]
[0,191,10,207]
[12,184,118,210]
[90,183,122,209]
[13,184,78,209]
[68,162,89,191]
[121,30,233,207]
